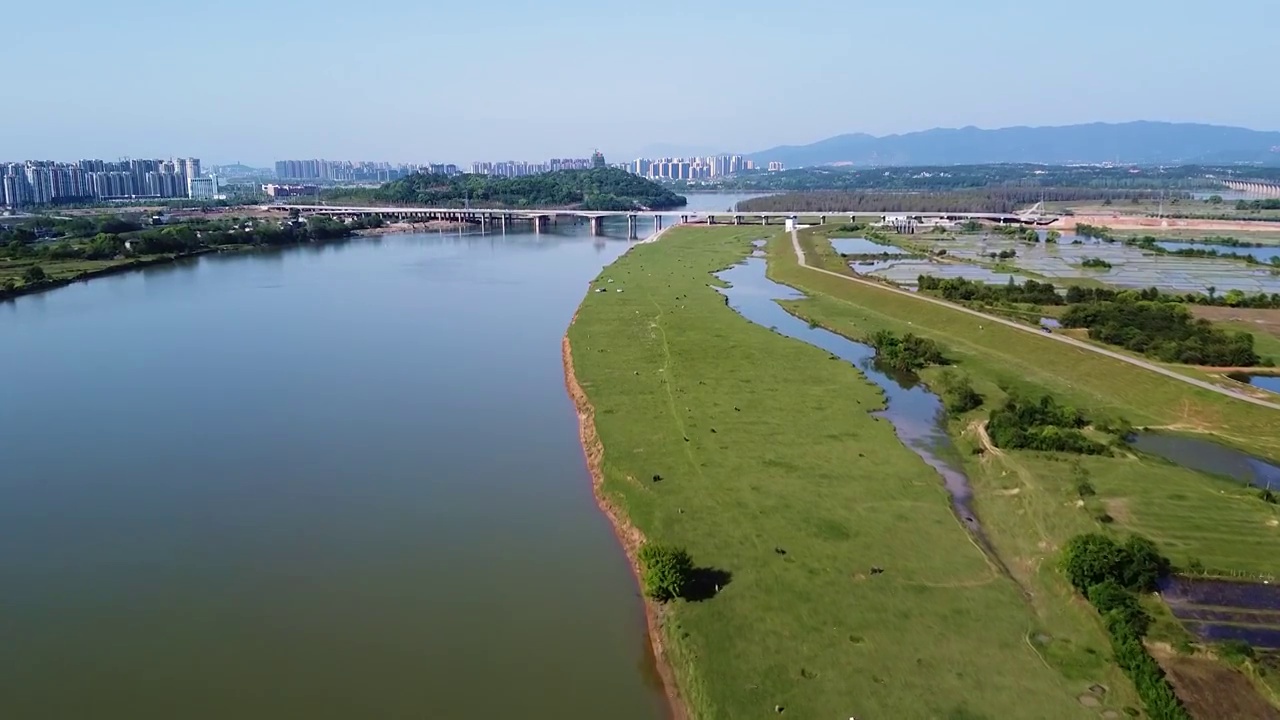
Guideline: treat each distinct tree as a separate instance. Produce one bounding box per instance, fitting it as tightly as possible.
[1120,535,1171,592]
[1061,533,1128,591]
[22,265,47,284]
[1207,194,1224,205]
[638,543,694,602]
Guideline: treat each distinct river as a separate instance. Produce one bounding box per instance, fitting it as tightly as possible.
[0,205,746,717]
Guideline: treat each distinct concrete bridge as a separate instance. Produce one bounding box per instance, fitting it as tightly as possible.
[1221,180,1280,198]
[265,204,1059,239]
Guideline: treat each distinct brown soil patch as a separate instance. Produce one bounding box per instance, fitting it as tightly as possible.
[1148,643,1280,720]
[1053,214,1280,233]
[1104,498,1133,524]
[563,330,689,720]
[1191,306,1280,339]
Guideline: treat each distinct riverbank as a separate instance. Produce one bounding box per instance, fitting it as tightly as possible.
[0,234,368,304]
[0,250,213,303]
[561,333,687,720]
[565,226,1113,718]
[356,219,471,235]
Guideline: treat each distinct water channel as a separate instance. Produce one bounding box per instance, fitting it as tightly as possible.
[715,250,988,544]
[0,217,688,718]
[1129,433,1280,490]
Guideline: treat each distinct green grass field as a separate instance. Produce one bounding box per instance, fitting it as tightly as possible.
[778,228,1280,459]
[569,227,1136,719]
[0,257,131,283]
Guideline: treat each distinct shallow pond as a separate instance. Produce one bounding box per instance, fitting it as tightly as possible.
[1129,432,1280,490]
[829,237,910,256]
[715,253,987,545]
[1249,375,1280,394]
[1155,241,1280,264]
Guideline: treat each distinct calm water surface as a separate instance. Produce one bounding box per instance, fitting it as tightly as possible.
[1130,432,1280,490]
[0,222,676,718]
[715,254,989,545]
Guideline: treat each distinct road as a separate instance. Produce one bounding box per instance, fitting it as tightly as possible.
[787,228,1280,411]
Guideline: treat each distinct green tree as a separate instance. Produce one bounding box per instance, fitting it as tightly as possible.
[1061,533,1127,591]
[22,265,47,284]
[1207,194,1223,205]
[638,543,694,602]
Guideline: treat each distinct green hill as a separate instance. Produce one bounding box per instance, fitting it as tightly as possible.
[326,168,686,211]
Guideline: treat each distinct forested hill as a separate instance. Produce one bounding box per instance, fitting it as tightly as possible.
[748,121,1280,168]
[325,168,687,211]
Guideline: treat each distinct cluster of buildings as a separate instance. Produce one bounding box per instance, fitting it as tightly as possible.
[273,160,451,182]
[1,158,218,207]
[469,152,607,178]
[618,155,770,181]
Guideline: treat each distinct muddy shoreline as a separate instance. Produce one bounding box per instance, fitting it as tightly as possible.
[561,330,689,720]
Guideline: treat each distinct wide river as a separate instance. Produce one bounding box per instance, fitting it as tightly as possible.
[0,194,761,719]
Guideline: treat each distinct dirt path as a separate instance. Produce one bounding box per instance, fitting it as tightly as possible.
[788,229,1280,411]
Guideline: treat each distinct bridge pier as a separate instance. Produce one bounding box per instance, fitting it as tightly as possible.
[819,215,826,225]
[534,215,549,233]
[655,216,663,231]
[590,216,604,236]
[707,215,715,225]
[733,215,741,225]
[627,215,638,240]
[761,216,769,225]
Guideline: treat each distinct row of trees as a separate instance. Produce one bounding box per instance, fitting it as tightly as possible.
[865,330,947,372]
[986,395,1109,454]
[325,167,687,211]
[1060,534,1187,719]
[916,275,1065,305]
[1061,300,1265,367]
[736,187,1164,214]
[698,163,1254,194]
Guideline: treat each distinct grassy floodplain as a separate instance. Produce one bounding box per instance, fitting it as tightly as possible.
[567,226,1135,718]
[773,226,1280,712]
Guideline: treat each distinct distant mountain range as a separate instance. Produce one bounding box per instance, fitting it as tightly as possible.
[747,122,1280,168]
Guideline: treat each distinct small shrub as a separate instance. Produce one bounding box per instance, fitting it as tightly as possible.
[22,265,46,284]
[1217,639,1256,665]
[1075,479,1097,497]
[1260,488,1278,504]
[638,543,693,602]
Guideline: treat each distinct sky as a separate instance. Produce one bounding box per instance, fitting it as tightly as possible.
[6,0,1278,166]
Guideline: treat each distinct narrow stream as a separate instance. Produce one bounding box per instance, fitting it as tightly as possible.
[715,251,993,551]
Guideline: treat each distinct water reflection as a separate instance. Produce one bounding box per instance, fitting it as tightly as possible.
[714,252,989,545]
[1130,433,1280,489]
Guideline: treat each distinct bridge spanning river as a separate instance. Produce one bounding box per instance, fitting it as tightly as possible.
[267,204,1059,238]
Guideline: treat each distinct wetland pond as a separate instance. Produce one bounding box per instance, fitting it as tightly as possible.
[716,250,989,548]
[1129,432,1280,490]
[829,237,911,256]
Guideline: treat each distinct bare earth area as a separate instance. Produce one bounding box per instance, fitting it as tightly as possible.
[1053,215,1280,233]
[1149,644,1280,720]
[1191,306,1280,337]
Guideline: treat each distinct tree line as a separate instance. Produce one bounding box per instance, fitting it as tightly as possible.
[1060,534,1187,719]
[917,274,1280,311]
[1061,299,1265,367]
[323,167,687,211]
[2,215,379,293]
[986,395,1109,455]
[736,187,1153,213]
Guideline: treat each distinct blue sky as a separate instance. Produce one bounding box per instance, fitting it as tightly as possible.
[6,0,1277,165]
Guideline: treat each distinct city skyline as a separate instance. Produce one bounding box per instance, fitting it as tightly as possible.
[1,157,213,206]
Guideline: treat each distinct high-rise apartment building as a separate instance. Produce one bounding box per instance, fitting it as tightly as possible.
[0,157,201,206]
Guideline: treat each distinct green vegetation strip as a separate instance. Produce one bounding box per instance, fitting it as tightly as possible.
[779,227,1280,457]
[568,226,1112,719]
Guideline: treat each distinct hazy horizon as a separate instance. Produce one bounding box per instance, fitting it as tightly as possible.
[7,0,1278,165]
